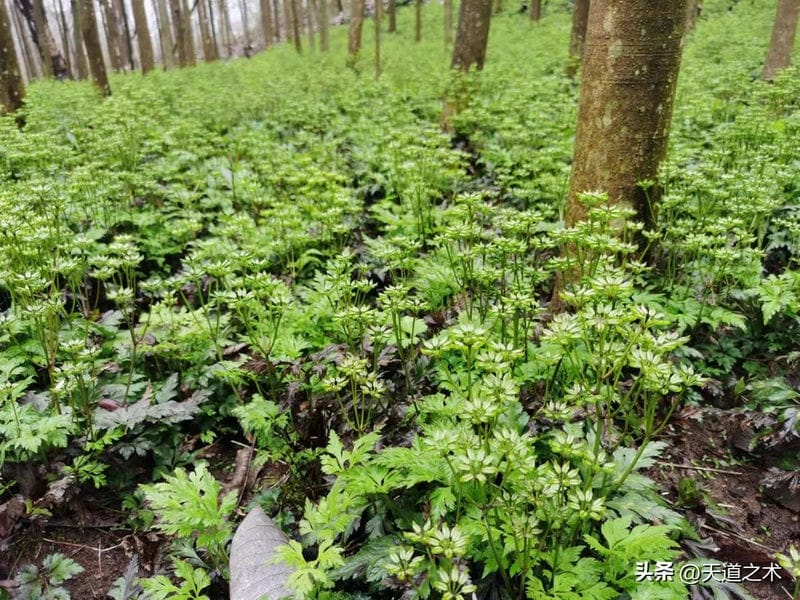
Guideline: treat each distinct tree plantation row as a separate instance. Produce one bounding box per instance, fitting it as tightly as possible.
[1,0,800,599]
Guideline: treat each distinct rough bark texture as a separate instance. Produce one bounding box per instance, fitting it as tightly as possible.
[568,0,589,65]
[414,0,420,41]
[529,0,540,22]
[260,0,272,47]
[762,0,800,80]
[31,0,51,75]
[169,0,188,64]
[444,0,452,45]
[197,0,216,60]
[387,0,394,32]
[155,0,174,67]
[347,0,363,57]
[14,0,37,79]
[71,0,88,77]
[318,0,328,50]
[80,0,111,94]
[1,0,25,113]
[132,0,154,71]
[566,0,686,231]
[450,0,492,71]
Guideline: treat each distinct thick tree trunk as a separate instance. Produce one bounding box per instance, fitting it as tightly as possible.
[567,0,686,232]
[347,0,363,58]
[0,0,25,113]
[414,0,420,41]
[80,0,111,94]
[290,0,301,51]
[31,0,51,75]
[179,0,195,62]
[318,0,328,50]
[197,0,216,60]
[260,0,272,47]
[762,0,800,80]
[443,0,452,45]
[529,0,540,22]
[71,0,88,77]
[387,0,394,32]
[567,0,589,73]
[450,0,492,71]
[132,0,154,71]
[374,0,380,77]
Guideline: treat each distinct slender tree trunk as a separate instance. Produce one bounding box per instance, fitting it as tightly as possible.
[306,0,315,51]
[154,0,173,66]
[387,0,394,32]
[347,0,363,58]
[567,0,685,232]
[260,0,272,47]
[450,0,491,71]
[1,0,25,113]
[318,0,327,50]
[567,0,589,74]
[100,0,122,69]
[14,0,38,78]
[529,0,540,22]
[374,0,380,77]
[115,0,134,69]
[180,0,195,62]
[81,0,110,94]
[414,0,420,41]
[132,0,154,71]
[31,0,51,75]
[55,0,72,77]
[197,0,216,59]
[71,0,88,77]
[283,0,292,44]
[444,0,452,46]
[207,0,219,54]
[219,0,232,54]
[762,0,800,80]
[290,0,301,51]
[239,0,251,52]
[169,0,187,63]
[271,0,279,41]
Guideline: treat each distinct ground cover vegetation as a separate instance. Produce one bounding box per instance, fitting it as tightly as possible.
[1,1,800,599]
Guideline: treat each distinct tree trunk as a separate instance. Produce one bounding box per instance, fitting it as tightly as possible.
[180,0,195,63]
[347,0,363,58]
[207,0,219,53]
[56,0,72,77]
[450,0,492,71]
[197,0,216,60]
[566,0,686,232]
[115,0,133,68]
[30,0,51,75]
[14,0,38,79]
[271,0,279,41]
[283,0,292,44]
[567,0,589,73]
[374,0,380,77]
[239,0,251,53]
[1,0,25,113]
[387,0,394,32]
[443,0,452,45]
[169,0,187,63]
[414,0,420,41]
[492,0,500,15]
[71,0,88,77]
[81,0,111,94]
[318,0,327,50]
[306,0,315,51]
[290,0,301,51]
[100,0,122,69]
[154,0,173,67]
[260,0,272,47]
[529,0,540,22]
[219,0,232,54]
[684,0,698,32]
[132,0,154,71]
[762,0,800,80]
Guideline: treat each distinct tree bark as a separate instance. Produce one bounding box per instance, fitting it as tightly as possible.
[443,0,452,45]
[387,0,394,32]
[71,0,88,77]
[14,0,38,79]
[115,0,133,68]
[306,0,315,51]
[31,0,51,75]
[567,0,589,73]
[100,0,122,69]
[239,0,251,53]
[153,0,173,66]
[219,0,232,54]
[283,0,292,44]
[684,0,698,32]
[197,0,216,60]
[180,0,195,62]
[347,0,363,58]
[132,0,154,71]
[260,0,272,47]
[271,0,279,41]
[318,0,327,50]
[374,0,380,77]
[206,0,218,55]
[566,0,686,232]
[414,0,420,41]
[1,0,25,113]
[169,0,187,63]
[56,0,72,76]
[529,0,540,22]
[290,0,301,51]
[450,0,492,71]
[762,0,800,81]
[81,0,111,94]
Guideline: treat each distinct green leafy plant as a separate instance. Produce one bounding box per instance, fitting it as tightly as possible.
[15,553,84,600]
